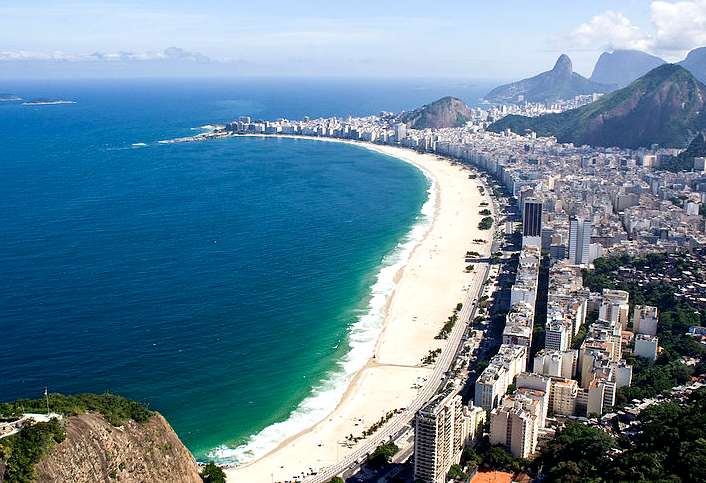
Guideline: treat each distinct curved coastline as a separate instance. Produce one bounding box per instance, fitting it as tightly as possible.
[217,136,494,483]
[208,136,439,465]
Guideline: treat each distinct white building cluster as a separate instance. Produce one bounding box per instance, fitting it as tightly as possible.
[473,242,549,459]
[475,244,542,412]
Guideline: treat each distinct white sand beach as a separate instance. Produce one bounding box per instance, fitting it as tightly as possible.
[227,139,493,482]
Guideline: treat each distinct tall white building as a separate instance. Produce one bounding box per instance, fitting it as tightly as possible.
[550,378,579,416]
[633,305,659,336]
[599,289,630,327]
[489,392,542,458]
[475,345,528,410]
[533,349,577,379]
[394,122,407,143]
[414,390,467,483]
[516,372,551,428]
[568,218,591,265]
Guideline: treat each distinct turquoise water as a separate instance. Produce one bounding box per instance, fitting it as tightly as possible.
[0,79,451,461]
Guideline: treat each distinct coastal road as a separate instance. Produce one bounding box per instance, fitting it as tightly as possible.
[305,263,491,483]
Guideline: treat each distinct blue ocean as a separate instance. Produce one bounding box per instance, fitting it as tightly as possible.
[0,78,491,462]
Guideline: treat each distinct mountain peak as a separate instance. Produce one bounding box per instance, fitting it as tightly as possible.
[590,49,666,87]
[488,63,706,149]
[434,96,461,104]
[552,54,573,75]
[641,63,692,82]
[484,54,611,104]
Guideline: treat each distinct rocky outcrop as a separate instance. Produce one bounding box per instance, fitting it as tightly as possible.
[398,96,473,129]
[34,413,201,483]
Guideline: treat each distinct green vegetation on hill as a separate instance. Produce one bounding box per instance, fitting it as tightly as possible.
[466,390,706,481]
[534,422,615,482]
[679,131,706,159]
[0,393,152,426]
[489,64,706,149]
[582,253,705,403]
[0,419,65,483]
[660,131,706,172]
[533,389,706,482]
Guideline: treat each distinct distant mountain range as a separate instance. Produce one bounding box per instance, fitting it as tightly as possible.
[487,64,706,149]
[679,47,706,85]
[589,47,706,87]
[484,54,614,104]
[398,96,473,129]
[590,50,666,87]
[485,47,706,105]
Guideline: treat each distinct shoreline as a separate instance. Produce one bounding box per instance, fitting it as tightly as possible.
[211,135,439,467]
[177,134,494,482]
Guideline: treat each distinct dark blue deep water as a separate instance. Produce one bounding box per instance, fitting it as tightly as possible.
[0,78,490,460]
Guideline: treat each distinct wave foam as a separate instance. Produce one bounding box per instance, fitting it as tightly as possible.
[208,158,437,466]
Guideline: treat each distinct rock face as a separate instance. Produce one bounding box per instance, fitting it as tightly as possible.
[33,413,202,483]
[591,49,666,87]
[399,96,473,129]
[484,54,615,104]
[488,64,706,149]
[679,47,706,84]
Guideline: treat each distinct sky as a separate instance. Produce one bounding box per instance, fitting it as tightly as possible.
[1,0,706,79]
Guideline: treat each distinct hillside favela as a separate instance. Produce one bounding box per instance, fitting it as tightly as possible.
[1,2,706,483]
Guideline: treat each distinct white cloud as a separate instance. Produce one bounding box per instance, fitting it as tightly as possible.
[567,10,652,52]
[0,47,212,63]
[566,1,706,59]
[650,0,706,54]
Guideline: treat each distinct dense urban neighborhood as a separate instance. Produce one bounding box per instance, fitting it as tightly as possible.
[206,83,706,482]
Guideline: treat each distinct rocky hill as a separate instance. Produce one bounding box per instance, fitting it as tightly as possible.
[0,393,204,483]
[679,46,706,84]
[34,412,202,483]
[590,49,666,87]
[484,54,614,104]
[398,96,473,129]
[488,64,706,149]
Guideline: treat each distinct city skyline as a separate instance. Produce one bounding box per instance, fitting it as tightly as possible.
[2,0,706,79]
